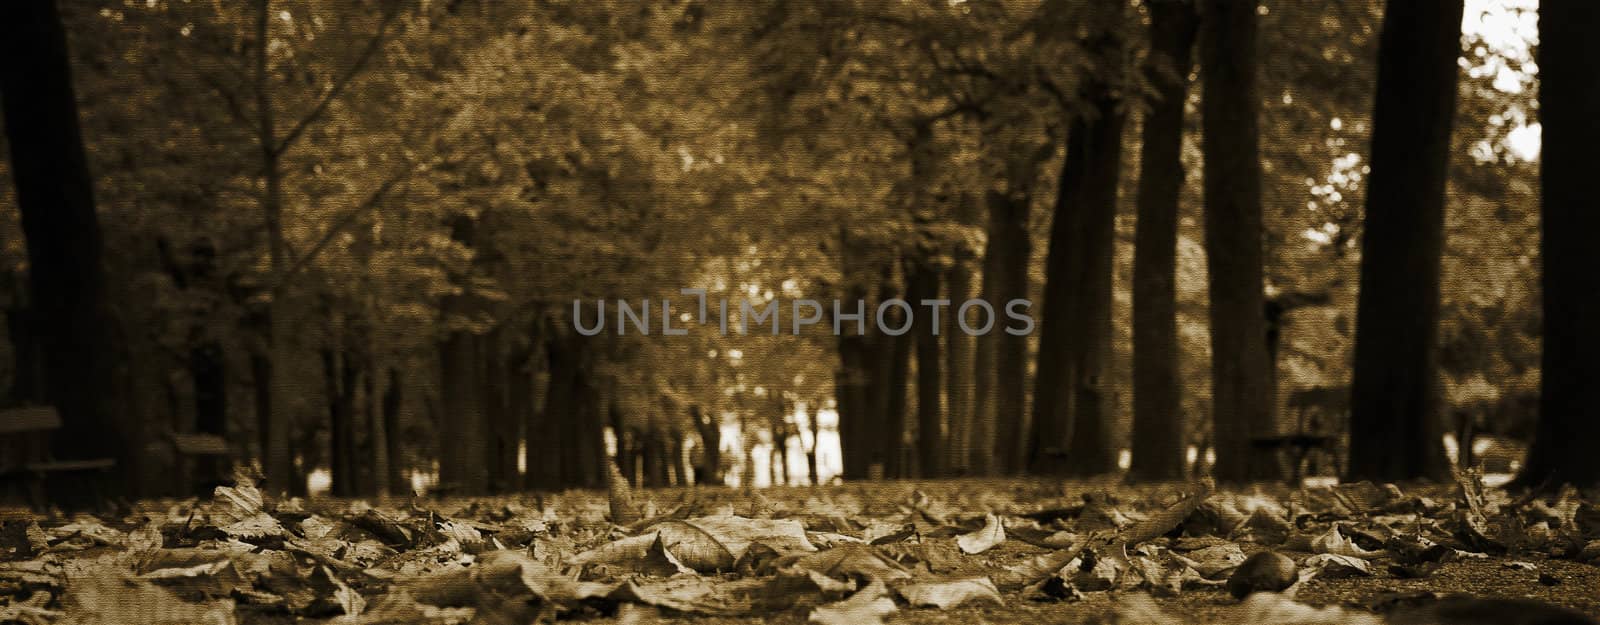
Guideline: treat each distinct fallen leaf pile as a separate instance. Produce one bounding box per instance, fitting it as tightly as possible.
[2,467,1598,624]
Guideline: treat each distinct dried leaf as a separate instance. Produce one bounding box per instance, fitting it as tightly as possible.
[607,460,642,526]
[895,576,1003,609]
[955,513,1005,554]
[1180,543,1247,580]
[0,559,65,591]
[994,548,1082,591]
[1231,592,1383,624]
[1300,553,1372,579]
[1087,593,1183,625]
[63,569,237,625]
[1235,506,1293,545]
[809,580,896,625]
[680,515,816,561]
[0,590,58,625]
[409,549,613,622]
[1120,479,1215,546]
[1070,552,1123,591]
[608,575,749,615]
[211,478,266,525]
[860,521,915,544]
[652,520,736,572]
[219,512,285,541]
[1005,525,1079,549]
[349,589,474,625]
[1310,525,1384,559]
[784,542,912,584]
[349,508,418,547]
[139,557,248,599]
[569,532,691,576]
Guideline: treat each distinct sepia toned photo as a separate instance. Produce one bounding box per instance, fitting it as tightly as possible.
[1,0,1597,622]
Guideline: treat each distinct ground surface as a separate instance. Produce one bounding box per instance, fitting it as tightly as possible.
[3,475,1599,624]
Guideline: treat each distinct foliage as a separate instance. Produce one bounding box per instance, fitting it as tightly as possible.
[4,475,1600,621]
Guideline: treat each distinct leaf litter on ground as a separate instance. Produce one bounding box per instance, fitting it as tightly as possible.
[4,467,1600,623]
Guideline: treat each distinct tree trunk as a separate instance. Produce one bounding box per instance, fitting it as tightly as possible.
[643,421,668,487]
[359,330,379,496]
[835,331,869,479]
[317,343,348,496]
[190,342,227,437]
[884,289,913,478]
[1031,45,1126,477]
[1520,0,1600,488]
[482,330,519,493]
[248,0,299,494]
[945,251,976,475]
[982,144,1039,476]
[188,340,228,491]
[769,398,791,486]
[532,321,575,490]
[1345,0,1462,483]
[251,350,272,466]
[567,358,604,489]
[0,0,130,501]
[1199,0,1275,482]
[738,408,756,485]
[834,229,874,480]
[909,258,946,478]
[382,367,407,494]
[807,404,822,484]
[4,273,50,406]
[971,234,1000,477]
[667,426,685,486]
[691,405,722,485]
[507,342,534,489]
[1130,0,1198,482]
[615,414,637,487]
[589,390,607,488]
[769,440,784,487]
[322,347,349,496]
[341,348,361,494]
[438,328,488,494]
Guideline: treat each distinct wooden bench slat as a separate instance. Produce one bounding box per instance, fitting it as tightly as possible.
[173,434,230,456]
[0,407,61,434]
[23,459,115,472]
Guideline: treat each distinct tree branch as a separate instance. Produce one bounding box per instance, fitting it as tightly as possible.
[272,1,404,157]
[275,163,414,289]
[275,126,493,290]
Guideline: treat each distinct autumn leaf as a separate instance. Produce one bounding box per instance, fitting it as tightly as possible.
[809,580,896,625]
[955,512,1005,554]
[895,576,1003,609]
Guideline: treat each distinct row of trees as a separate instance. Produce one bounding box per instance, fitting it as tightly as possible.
[1,0,1592,496]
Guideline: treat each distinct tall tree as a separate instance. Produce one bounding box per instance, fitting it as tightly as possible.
[833,231,875,480]
[381,367,407,494]
[1199,0,1274,482]
[252,0,401,493]
[979,131,1049,476]
[1345,0,1462,482]
[0,0,131,497]
[878,262,914,478]
[1130,0,1199,481]
[1517,1,1600,488]
[943,204,977,475]
[436,214,490,494]
[1030,31,1127,477]
[908,256,945,477]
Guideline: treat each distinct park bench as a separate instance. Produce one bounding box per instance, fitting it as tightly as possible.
[1251,386,1347,483]
[169,432,231,494]
[0,406,116,507]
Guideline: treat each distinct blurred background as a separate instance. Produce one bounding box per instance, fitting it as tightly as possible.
[0,0,1562,501]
